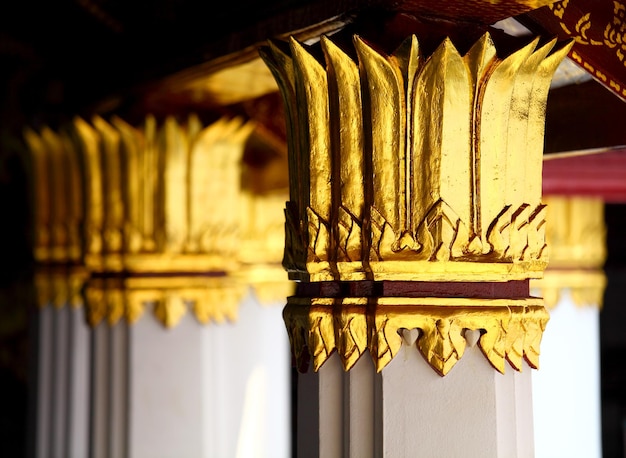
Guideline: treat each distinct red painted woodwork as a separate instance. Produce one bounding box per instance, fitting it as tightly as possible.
[296,280,530,298]
[523,1,626,102]
[542,148,626,202]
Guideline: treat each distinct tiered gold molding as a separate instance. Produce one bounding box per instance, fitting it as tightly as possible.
[24,127,88,309]
[26,116,292,327]
[532,196,607,309]
[284,298,549,376]
[238,190,294,304]
[73,115,252,274]
[263,33,571,375]
[262,34,572,283]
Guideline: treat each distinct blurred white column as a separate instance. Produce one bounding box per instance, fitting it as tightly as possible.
[118,291,290,458]
[532,290,602,458]
[532,196,606,458]
[33,305,90,458]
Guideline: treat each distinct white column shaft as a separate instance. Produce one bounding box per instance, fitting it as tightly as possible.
[297,342,535,458]
[35,306,53,458]
[532,291,602,458]
[126,293,290,458]
[379,342,533,458]
[34,305,91,458]
[67,307,90,458]
[91,322,130,458]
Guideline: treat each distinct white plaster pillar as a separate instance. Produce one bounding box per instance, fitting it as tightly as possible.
[260,16,569,458]
[67,306,91,458]
[379,341,534,458]
[379,338,533,457]
[90,320,129,458]
[532,290,602,458]
[33,305,90,458]
[296,352,344,458]
[531,196,605,458]
[90,291,290,458]
[296,338,535,458]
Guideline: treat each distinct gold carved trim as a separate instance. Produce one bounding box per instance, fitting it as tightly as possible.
[24,127,82,266]
[72,115,254,275]
[543,196,606,269]
[34,266,89,309]
[532,196,607,309]
[84,277,244,328]
[26,115,293,326]
[261,33,572,282]
[238,190,294,304]
[284,298,548,376]
[533,270,606,309]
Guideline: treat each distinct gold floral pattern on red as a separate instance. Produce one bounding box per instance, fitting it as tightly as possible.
[529,0,626,99]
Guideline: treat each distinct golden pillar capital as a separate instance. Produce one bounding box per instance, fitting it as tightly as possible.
[26,115,293,328]
[532,196,607,309]
[262,31,571,375]
[73,115,253,327]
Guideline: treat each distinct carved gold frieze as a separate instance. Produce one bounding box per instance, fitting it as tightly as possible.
[75,114,251,326]
[284,298,548,376]
[261,33,572,282]
[531,196,607,308]
[84,276,243,328]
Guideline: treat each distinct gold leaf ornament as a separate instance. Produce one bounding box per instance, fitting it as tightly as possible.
[261,33,572,282]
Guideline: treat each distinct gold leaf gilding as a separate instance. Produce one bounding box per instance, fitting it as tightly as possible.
[261,33,573,283]
[26,114,289,327]
[263,32,571,375]
[285,297,548,376]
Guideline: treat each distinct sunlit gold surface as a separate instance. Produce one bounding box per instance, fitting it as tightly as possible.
[531,196,607,308]
[542,196,606,269]
[264,32,571,375]
[261,33,572,283]
[284,298,548,376]
[183,58,279,106]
